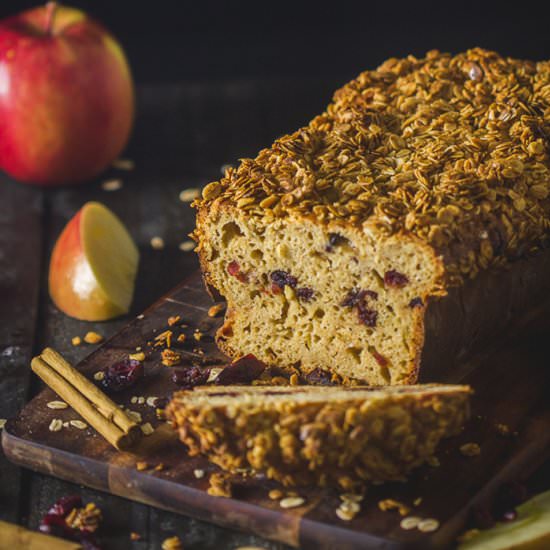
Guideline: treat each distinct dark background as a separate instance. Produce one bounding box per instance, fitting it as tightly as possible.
[2,0,550,84]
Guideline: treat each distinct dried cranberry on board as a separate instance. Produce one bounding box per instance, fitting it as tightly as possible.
[384,270,409,288]
[214,354,266,384]
[100,359,143,392]
[172,366,210,388]
[303,367,334,385]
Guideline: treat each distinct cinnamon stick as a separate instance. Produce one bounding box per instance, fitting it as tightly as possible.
[41,347,137,434]
[0,520,81,549]
[31,349,141,451]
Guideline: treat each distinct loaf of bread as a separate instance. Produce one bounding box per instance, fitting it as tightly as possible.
[193,48,550,384]
[166,384,471,487]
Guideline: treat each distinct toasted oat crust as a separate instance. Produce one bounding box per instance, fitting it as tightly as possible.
[167,384,472,488]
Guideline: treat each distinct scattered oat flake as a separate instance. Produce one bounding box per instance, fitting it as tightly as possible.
[49,419,63,432]
[177,334,187,343]
[268,489,283,500]
[130,532,141,541]
[279,497,305,509]
[340,493,364,502]
[161,536,183,550]
[84,331,103,344]
[496,423,511,436]
[137,314,145,320]
[427,455,440,467]
[378,498,411,516]
[193,331,203,342]
[126,410,142,423]
[129,352,145,361]
[167,315,181,326]
[413,497,423,507]
[400,516,422,530]
[146,396,158,407]
[137,397,145,405]
[136,461,148,471]
[70,420,88,430]
[63,422,70,428]
[154,463,165,471]
[460,442,481,457]
[112,158,135,171]
[207,303,225,317]
[150,236,165,250]
[336,507,356,521]
[179,188,200,202]
[101,178,123,192]
[193,469,205,479]
[93,371,105,381]
[130,396,138,404]
[47,400,68,410]
[0,419,6,430]
[141,422,154,435]
[418,518,440,533]
[339,500,360,514]
[71,336,82,346]
[179,240,195,252]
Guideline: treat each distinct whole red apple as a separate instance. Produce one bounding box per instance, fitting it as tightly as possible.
[0,3,134,186]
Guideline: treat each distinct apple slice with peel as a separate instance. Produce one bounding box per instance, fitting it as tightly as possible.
[458,490,550,550]
[49,202,139,321]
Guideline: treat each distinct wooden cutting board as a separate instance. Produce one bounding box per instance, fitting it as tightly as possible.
[3,272,549,549]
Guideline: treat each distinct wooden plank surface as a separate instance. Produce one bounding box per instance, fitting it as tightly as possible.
[3,271,550,549]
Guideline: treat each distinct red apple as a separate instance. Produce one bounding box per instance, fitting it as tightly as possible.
[49,202,139,321]
[0,3,134,186]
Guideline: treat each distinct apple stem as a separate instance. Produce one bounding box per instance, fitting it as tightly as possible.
[44,2,57,35]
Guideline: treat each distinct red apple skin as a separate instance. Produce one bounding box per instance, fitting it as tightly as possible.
[49,204,125,321]
[0,4,134,186]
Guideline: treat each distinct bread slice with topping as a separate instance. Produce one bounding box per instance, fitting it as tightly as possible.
[166,383,471,488]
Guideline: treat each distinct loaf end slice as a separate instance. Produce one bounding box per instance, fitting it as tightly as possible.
[166,383,471,488]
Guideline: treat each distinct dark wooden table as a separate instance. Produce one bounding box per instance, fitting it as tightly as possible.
[1,78,548,549]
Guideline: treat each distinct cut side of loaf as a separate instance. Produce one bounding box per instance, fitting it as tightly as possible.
[167,384,471,488]
[197,208,441,384]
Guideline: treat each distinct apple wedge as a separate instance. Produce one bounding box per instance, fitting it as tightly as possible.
[459,490,550,550]
[49,202,139,321]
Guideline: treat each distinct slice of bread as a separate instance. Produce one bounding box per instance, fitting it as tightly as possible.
[167,383,471,488]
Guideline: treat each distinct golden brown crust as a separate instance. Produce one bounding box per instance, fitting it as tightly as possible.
[167,384,472,488]
[195,48,550,287]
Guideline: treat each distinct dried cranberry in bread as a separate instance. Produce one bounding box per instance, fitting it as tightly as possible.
[193,48,550,384]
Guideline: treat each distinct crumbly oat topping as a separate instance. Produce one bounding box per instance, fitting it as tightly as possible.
[71,336,82,346]
[196,48,550,286]
[207,472,232,497]
[101,178,123,192]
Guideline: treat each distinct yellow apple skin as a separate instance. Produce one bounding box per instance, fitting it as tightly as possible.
[49,202,138,321]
